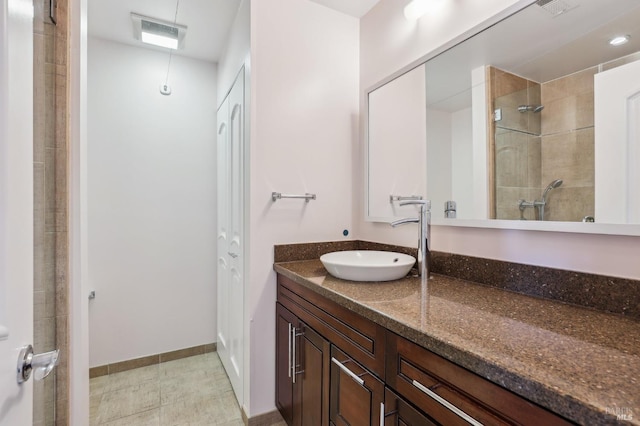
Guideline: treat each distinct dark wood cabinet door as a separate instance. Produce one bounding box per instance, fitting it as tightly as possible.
[383,388,438,426]
[330,346,384,426]
[278,275,386,378]
[296,323,330,426]
[276,303,297,425]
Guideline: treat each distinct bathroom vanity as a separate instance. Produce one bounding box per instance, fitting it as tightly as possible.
[273,244,640,426]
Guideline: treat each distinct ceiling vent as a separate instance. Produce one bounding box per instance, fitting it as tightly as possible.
[536,0,578,17]
[131,13,187,50]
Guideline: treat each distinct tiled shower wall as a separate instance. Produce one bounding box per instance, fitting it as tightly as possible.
[33,0,69,424]
[540,68,595,222]
[490,67,542,220]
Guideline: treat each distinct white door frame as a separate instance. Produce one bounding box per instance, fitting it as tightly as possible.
[68,0,90,423]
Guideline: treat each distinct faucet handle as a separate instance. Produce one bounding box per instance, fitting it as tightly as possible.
[390,217,419,227]
[399,199,431,210]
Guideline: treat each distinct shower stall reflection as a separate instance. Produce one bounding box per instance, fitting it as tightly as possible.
[490,66,595,222]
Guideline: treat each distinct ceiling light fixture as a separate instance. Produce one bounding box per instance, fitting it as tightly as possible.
[131,12,187,50]
[609,35,630,46]
[404,0,445,21]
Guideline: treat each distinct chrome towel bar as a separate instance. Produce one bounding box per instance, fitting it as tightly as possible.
[272,192,316,202]
[390,194,423,203]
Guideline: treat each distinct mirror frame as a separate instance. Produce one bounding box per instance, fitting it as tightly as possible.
[364,0,640,236]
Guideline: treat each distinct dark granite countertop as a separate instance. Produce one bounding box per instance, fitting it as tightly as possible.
[274,259,640,425]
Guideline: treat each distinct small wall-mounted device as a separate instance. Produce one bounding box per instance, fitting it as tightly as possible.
[160,84,172,96]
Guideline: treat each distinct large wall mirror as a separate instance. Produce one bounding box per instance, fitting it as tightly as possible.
[366,0,640,235]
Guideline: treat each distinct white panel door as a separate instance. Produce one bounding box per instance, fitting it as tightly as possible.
[594,59,640,224]
[216,99,230,380]
[0,0,34,423]
[226,69,244,400]
[217,68,245,403]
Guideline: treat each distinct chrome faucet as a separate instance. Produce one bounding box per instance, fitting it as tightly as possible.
[390,200,431,280]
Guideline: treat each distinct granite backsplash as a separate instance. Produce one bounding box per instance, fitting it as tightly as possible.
[274,240,640,320]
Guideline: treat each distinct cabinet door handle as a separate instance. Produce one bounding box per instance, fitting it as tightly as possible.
[291,327,296,384]
[292,327,305,384]
[291,327,300,384]
[331,357,364,386]
[412,379,484,426]
[287,323,292,379]
[380,402,385,426]
[292,326,297,384]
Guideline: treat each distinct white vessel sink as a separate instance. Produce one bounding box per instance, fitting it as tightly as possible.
[320,250,416,282]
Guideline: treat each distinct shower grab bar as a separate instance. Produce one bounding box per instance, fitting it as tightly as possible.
[272,192,316,202]
[390,195,423,203]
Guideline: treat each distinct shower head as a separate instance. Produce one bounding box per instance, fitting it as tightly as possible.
[518,105,544,113]
[542,179,563,200]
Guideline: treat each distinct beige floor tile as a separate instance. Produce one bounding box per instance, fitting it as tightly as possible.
[101,409,160,426]
[90,393,102,416]
[159,354,221,380]
[90,375,109,396]
[213,391,243,423]
[106,364,159,392]
[90,411,100,426]
[160,395,221,425]
[97,382,160,424]
[91,354,242,426]
[160,372,232,406]
[215,420,245,426]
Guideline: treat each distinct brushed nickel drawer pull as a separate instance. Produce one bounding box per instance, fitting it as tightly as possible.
[292,326,297,384]
[331,357,365,386]
[288,323,292,379]
[292,327,305,383]
[412,379,484,426]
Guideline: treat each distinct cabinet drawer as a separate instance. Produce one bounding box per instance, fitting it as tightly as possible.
[384,387,438,426]
[386,332,573,426]
[330,346,384,426]
[278,274,386,378]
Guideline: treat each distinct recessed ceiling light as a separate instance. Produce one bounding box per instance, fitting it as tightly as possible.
[131,13,187,50]
[404,0,446,21]
[609,35,630,46]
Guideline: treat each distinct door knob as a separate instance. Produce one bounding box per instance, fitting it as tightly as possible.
[17,344,59,384]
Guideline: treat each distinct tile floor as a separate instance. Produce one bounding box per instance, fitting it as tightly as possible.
[90,353,246,425]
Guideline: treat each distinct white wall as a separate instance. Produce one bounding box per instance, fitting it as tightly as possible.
[87,37,218,366]
[368,64,426,219]
[248,0,359,416]
[356,0,640,280]
[218,0,250,107]
[451,107,473,219]
[426,108,452,220]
